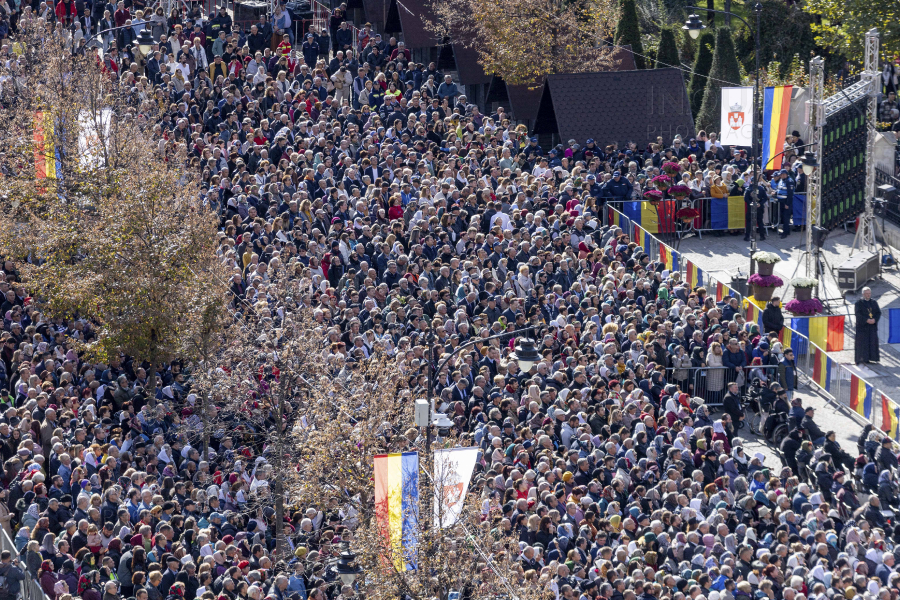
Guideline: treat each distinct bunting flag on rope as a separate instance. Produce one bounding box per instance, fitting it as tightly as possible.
[849,374,873,420]
[685,261,703,288]
[878,308,900,344]
[882,394,900,440]
[374,452,419,570]
[709,196,746,230]
[789,316,845,352]
[812,347,833,392]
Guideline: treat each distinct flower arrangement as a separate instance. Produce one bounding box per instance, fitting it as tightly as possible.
[751,251,782,264]
[791,277,818,289]
[662,161,682,176]
[643,189,663,203]
[785,297,824,316]
[668,184,691,199]
[651,174,672,190]
[675,207,700,222]
[748,273,784,288]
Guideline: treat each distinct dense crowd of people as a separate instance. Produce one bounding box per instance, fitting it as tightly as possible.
[1,4,900,600]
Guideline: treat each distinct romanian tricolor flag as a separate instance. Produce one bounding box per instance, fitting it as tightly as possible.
[878,308,900,344]
[607,207,622,228]
[633,224,646,249]
[811,347,832,392]
[715,281,736,302]
[374,452,419,571]
[685,261,703,288]
[789,316,845,352]
[745,300,762,328]
[623,200,677,235]
[882,394,900,440]
[659,245,678,272]
[762,85,793,171]
[34,111,60,181]
[776,327,806,357]
[710,196,746,230]
[849,374,873,420]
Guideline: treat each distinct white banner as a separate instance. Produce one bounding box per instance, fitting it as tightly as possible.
[433,447,479,528]
[719,87,754,147]
[77,109,113,169]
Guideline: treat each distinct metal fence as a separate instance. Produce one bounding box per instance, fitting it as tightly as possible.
[604,197,787,239]
[0,527,53,600]
[666,365,781,407]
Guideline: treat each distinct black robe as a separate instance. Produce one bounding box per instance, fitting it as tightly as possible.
[855,297,881,363]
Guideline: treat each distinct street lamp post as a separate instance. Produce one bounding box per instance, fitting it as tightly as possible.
[84,24,155,56]
[423,324,542,450]
[685,3,763,274]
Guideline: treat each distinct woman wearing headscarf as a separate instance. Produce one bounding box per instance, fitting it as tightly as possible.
[78,570,102,600]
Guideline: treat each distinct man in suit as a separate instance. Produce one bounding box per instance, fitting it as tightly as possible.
[364,160,382,183]
[450,377,469,405]
[146,51,162,85]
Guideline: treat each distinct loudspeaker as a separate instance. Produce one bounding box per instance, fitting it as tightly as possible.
[812,225,829,247]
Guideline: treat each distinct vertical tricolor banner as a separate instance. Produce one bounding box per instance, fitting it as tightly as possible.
[761,85,793,171]
[374,452,419,571]
[849,374,873,420]
[34,111,58,181]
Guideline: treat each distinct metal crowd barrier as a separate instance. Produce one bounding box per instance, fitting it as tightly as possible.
[603,197,783,239]
[604,199,891,442]
[666,365,781,407]
[0,527,53,600]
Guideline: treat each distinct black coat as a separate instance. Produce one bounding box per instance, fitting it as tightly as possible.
[762,304,784,333]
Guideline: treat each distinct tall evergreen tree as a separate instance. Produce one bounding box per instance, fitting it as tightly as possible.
[696,27,742,132]
[615,0,645,69]
[655,27,680,68]
[687,31,715,118]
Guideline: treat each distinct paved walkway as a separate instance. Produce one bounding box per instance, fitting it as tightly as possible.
[676,225,900,399]
[675,226,899,463]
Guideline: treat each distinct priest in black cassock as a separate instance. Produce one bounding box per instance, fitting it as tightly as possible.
[855,287,881,364]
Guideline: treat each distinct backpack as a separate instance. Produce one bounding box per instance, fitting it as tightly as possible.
[0,564,11,597]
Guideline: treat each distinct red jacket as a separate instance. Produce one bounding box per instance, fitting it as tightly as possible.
[55,0,77,23]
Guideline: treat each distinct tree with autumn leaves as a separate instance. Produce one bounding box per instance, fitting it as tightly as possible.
[0,21,227,400]
[427,0,621,85]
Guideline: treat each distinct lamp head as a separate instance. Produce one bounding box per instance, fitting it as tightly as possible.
[800,151,818,176]
[683,14,705,39]
[136,28,155,56]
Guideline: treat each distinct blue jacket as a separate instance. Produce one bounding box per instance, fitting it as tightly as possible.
[723,349,747,369]
[602,177,633,201]
[779,357,796,391]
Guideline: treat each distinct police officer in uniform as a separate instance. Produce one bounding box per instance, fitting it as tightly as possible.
[774,169,795,239]
[743,175,767,242]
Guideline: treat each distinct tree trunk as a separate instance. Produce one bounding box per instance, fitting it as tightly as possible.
[274,396,286,559]
[147,366,158,408]
[201,390,210,463]
[706,0,714,26]
[723,0,731,26]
